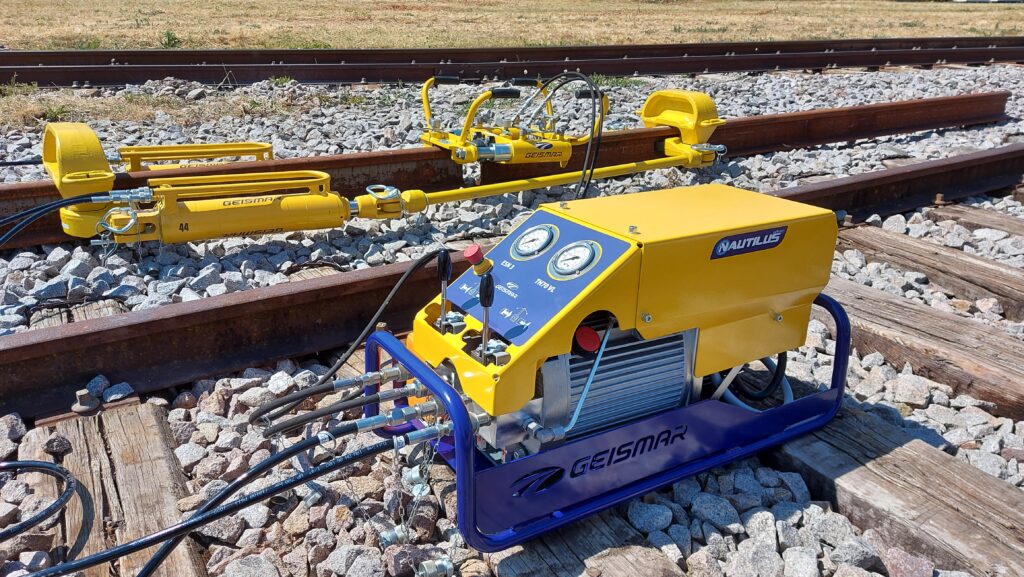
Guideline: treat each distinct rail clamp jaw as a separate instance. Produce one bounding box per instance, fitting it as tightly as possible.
[639,90,726,167]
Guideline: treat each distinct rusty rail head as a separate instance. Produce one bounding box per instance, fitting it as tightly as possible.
[0,252,474,421]
[3,46,1024,86]
[4,37,1024,67]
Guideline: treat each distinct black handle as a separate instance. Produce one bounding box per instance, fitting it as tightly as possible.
[510,77,539,87]
[436,250,452,283]
[433,75,461,85]
[490,87,521,99]
[575,88,603,99]
[479,272,495,308]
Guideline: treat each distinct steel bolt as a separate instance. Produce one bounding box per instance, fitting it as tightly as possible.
[415,557,454,577]
[71,389,101,414]
[380,525,411,547]
[641,313,653,323]
[628,225,639,234]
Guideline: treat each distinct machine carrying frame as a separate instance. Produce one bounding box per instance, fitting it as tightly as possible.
[362,294,850,552]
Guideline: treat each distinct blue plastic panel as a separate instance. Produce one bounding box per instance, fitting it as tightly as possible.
[451,210,632,346]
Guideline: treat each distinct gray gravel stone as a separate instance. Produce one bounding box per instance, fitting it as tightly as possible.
[627,500,673,533]
[102,382,134,402]
[781,547,819,577]
[224,554,281,577]
[691,492,744,534]
[174,442,207,472]
[807,512,856,547]
[777,472,811,503]
[0,414,26,441]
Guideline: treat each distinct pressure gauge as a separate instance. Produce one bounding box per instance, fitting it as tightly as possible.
[549,240,601,279]
[511,224,558,259]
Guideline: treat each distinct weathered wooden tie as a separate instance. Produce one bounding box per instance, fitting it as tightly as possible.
[819,277,1024,420]
[838,226,1024,321]
[768,405,1024,575]
[928,204,1024,238]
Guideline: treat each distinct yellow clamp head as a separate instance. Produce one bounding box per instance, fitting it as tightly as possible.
[42,122,116,198]
[638,90,725,145]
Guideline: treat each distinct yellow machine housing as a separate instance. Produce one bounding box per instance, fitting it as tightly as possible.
[409,185,837,416]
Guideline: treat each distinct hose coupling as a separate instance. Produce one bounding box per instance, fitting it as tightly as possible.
[108,187,154,203]
[355,400,441,433]
[336,366,412,391]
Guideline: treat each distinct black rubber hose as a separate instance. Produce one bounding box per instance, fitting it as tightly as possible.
[0,192,106,228]
[260,393,380,439]
[734,352,788,401]
[247,381,337,427]
[247,247,446,427]
[0,193,113,249]
[35,439,395,577]
[0,156,42,167]
[136,420,359,577]
[0,461,78,542]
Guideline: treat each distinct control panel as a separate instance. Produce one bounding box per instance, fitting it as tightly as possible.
[451,211,631,347]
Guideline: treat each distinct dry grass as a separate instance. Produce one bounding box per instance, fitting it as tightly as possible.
[0,83,318,129]
[1,1,1021,50]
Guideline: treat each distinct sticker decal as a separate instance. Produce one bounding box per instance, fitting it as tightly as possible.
[711,226,787,259]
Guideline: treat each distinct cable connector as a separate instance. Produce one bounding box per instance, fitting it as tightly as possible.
[336,366,412,391]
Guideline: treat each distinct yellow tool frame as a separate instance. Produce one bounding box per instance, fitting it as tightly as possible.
[42,83,727,246]
[420,76,607,167]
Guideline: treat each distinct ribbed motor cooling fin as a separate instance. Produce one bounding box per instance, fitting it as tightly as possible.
[565,332,688,439]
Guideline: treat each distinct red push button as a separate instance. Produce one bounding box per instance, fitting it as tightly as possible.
[574,326,601,353]
[464,244,484,265]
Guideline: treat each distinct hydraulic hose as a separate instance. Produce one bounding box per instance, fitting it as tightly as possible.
[36,438,396,577]
[0,156,42,167]
[734,352,788,401]
[0,192,115,248]
[136,420,359,577]
[260,393,381,439]
[248,247,447,427]
[0,461,78,542]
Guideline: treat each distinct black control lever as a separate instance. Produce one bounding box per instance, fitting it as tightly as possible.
[479,271,495,356]
[436,250,453,329]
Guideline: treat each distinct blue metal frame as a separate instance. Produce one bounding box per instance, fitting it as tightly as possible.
[364,293,850,552]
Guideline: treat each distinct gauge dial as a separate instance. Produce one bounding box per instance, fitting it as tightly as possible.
[511,224,558,259]
[549,240,601,279]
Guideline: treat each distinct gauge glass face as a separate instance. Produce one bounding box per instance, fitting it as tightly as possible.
[550,241,599,278]
[512,225,557,259]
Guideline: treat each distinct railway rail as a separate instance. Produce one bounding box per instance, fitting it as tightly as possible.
[0,90,1010,249]
[2,36,1024,86]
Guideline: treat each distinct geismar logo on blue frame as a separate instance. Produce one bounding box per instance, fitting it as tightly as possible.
[711,226,787,259]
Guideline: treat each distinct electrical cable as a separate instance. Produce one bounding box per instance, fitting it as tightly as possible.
[0,461,78,542]
[733,352,788,401]
[135,420,359,577]
[36,439,395,577]
[247,247,447,428]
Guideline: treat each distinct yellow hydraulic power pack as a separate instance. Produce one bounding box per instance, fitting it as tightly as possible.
[408,184,837,416]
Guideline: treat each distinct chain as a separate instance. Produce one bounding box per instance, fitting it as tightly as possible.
[400,417,441,534]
